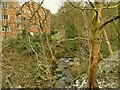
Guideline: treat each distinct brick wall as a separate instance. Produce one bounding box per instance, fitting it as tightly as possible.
[17,1,51,36]
[0,2,19,38]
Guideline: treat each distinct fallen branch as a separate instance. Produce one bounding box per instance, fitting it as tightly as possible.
[57,37,89,43]
[2,44,10,49]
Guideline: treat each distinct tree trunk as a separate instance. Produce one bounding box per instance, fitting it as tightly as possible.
[103,29,113,54]
[88,2,103,88]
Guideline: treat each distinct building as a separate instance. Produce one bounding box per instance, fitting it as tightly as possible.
[0,1,19,38]
[16,1,51,36]
[0,1,51,38]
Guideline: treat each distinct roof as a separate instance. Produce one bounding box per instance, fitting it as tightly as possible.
[21,1,51,14]
[1,0,18,2]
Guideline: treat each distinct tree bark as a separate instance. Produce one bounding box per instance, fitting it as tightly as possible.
[88,2,103,88]
[88,2,120,88]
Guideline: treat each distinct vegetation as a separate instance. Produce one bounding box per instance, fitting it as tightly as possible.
[2,0,120,89]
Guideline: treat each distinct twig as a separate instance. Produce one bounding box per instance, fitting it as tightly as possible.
[2,44,10,49]
[99,51,105,61]
[2,54,10,63]
[0,64,12,69]
[37,63,47,74]
[57,37,89,43]
[27,33,39,60]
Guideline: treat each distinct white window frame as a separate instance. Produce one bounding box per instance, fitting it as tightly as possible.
[2,2,8,8]
[0,14,9,20]
[1,26,10,32]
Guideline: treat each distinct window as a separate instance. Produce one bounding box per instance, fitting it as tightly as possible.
[17,25,21,30]
[16,10,24,16]
[2,2,7,8]
[23,17,25,20]
[28,11,31,14]
[0,15,9,20]
[16,18,21,24]
[0,2,2,8]
[21,17,25,21]
[2,26,10,32]
[0,2,7,8]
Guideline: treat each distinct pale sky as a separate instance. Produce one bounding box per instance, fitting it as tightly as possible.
[19,0,98,14]
[20,0,62,14]
[42,0,62,14]
[19,0,99,14]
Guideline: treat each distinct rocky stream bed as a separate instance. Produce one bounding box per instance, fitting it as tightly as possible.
[56,51,119,88]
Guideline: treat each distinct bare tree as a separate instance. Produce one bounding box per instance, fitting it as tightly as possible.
[67,0,120,88]
[17,0,57,87]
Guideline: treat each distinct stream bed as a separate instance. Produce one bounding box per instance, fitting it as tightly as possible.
[55,51,119,88]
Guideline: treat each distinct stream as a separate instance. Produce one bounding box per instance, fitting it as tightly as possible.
[56,57,88,88]
[56,58,75,88]
[55,50,119,88]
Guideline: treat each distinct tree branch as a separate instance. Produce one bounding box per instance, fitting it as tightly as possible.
[67,0,120,10]
[88,0,98,15]
[57,37,89,43]
[99,15,120,30]
[67,0,84,10]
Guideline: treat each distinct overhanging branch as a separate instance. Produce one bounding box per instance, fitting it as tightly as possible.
[99,15,120,30]
[67,1,120,10]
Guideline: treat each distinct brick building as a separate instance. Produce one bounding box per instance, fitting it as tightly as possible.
[0,1,19,38]
[16,1,51,36]
[0,1,51,38]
